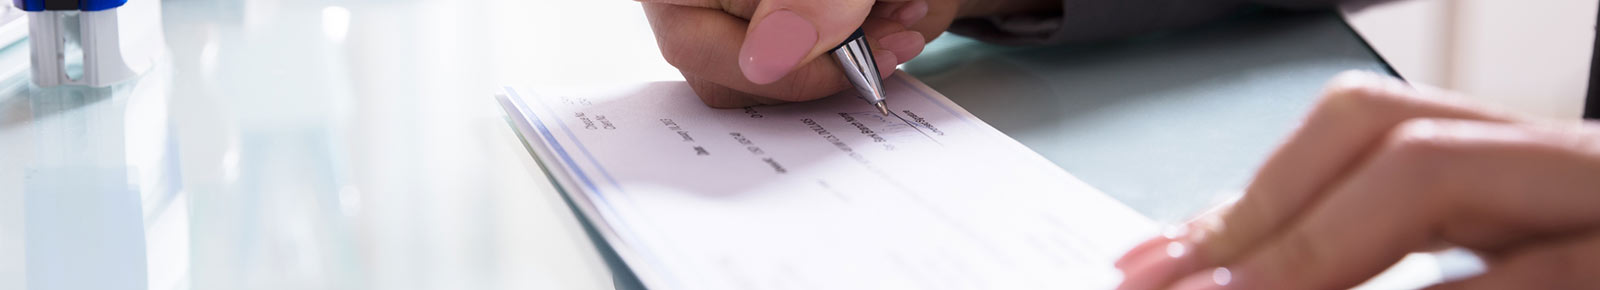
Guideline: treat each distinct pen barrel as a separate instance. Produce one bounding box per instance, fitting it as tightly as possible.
[831,29,887,104]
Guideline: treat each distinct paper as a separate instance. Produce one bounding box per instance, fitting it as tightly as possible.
[498,72,1158,290]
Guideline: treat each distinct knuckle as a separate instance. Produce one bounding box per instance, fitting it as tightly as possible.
[1311,81,1392,121]
[1386,119,1455,155]
[1321,81,1384,105]
[771,64,843,102]
[1320,71,1396,105]
[1381,118,1466,195]
[1323,70,1405,95]
[1314,73,1429,121]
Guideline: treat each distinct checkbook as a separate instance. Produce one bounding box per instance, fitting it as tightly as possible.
[497,72,1158,290]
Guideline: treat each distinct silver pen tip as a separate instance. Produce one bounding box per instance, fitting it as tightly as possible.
[875,102,890,116]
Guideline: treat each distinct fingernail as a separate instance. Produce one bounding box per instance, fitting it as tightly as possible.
[1116,225,1190,269]
[1168,267,1236,290]
[893,1,929,27]
[1116,227,1208,290]
[1116,241,1203,290]
[876,31,925,63]
[1111,240,1169,290]
[739,10,819,84]
[874,49,897,79]
[1116,228,1178,269]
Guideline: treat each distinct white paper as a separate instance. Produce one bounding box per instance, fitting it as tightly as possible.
[498,72,1159,290]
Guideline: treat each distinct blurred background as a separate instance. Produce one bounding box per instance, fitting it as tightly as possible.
[1346,0,1598,119]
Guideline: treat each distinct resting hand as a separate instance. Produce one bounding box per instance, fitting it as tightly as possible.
[1116,71,1600,290]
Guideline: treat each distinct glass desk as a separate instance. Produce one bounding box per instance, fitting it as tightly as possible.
[0,1,1554,290]
[4,0,616,289]
[912,10,1396,224]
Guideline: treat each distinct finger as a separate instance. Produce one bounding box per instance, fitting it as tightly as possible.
[1426,231,1600,290]
[868,1,908,20]
[869,0,929,27]
[639,0,931,36]
[644,3,900,103]
[1174,119,1600,290]
[862,14,926,63]
[633,0,718,8]
[1116,71,1524,289]
[683,50,899,109]
[737,0,877,84]
[1208,72,1526,260]
[1115,203,1231,290]
[683,74,765,108]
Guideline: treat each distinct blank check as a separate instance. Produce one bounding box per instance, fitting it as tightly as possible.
[498,72,1158,290]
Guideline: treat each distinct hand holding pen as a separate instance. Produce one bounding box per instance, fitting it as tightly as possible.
[639,0,950,108]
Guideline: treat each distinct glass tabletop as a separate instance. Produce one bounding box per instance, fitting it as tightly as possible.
[2,0,624,289]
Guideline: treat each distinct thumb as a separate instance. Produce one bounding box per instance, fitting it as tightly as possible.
[738,0,887,84]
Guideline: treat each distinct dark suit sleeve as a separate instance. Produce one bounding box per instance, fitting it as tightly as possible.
[947,0,1389,45]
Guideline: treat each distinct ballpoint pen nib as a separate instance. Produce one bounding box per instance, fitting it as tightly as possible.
[875,102,890,115]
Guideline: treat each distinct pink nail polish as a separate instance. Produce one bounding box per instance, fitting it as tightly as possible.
[1116,236,1172,269]
[1117,225,1191,269]
[1116,239,1203,290]
[738,10,818,84]
[1168,267,1235,290]
[876,31,925,63]
[893,1,929,27]
[1117,224,1215,290]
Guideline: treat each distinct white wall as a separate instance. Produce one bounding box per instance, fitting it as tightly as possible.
[1345,0,1598,119]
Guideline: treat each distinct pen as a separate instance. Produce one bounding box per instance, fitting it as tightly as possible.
[830,28,891,115]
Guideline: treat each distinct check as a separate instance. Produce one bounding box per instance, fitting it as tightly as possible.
[498,72,1157,290]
